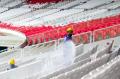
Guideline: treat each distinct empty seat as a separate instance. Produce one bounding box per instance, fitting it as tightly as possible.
[82,55,120,79]
[0,8,8,13]
[109,46,120,60]
[74,45,98,63]
[0,8,31,20]
[75,44,84,57]
[51,54,110,79]
[74,0,112,9]
[91,41,113,59]
[27,57,91,79]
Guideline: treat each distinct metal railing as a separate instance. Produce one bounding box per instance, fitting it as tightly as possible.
[26,23,120,48]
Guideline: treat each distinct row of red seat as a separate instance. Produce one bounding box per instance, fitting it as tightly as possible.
[0,14,120,45]
[27,15,120,43]
[26,14,120,45]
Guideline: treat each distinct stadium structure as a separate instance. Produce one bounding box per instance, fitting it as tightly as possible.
[0,0,120,79]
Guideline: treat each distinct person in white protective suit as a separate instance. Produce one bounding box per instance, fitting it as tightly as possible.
[63,28,75,66]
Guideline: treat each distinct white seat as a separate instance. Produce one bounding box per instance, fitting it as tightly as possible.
[27,57,91,79]
[81,54,120,79]
[48,1,71,9]
[0,0,13,7]
[91,42,112,59]
[75,44,84,57]
[74,0,112,9]
[59,0,81,9]
[7,8,49,22]
[109,47,120,60]
[40,9,107,26]
[51,54,110,79]
[4,1,22,8]
[0,8,8,13]
[100,1,120,9]
[87,56,120,79]
[74,45,98,63]
[0,8,31,21]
